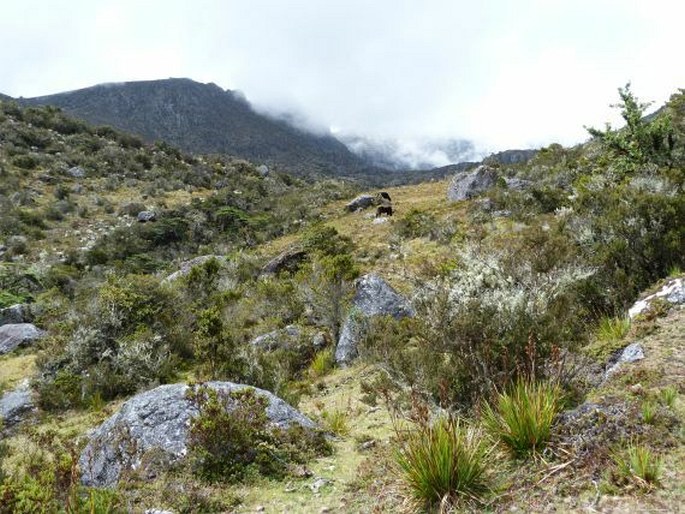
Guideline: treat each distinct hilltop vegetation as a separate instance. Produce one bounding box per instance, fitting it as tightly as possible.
[0,85,684,513]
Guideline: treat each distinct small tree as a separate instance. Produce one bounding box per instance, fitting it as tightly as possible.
[586,83,675,173]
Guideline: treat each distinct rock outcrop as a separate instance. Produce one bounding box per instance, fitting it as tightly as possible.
[261,248,308,275]
[628,277,685,318]
[137,210,157,223]
[447,165,499,201]
[79,382,316,487]
[250,325,302,351]
[335,274,414,364]
[345,194,376,212]
[605,342,645,378]
[0,303,32,326]
[0,323,46,355]
[0,380,35,429]
[163,255,224,283]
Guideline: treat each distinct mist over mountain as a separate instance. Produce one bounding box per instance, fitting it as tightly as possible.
[339,135,480,171]
[21,78,367,178]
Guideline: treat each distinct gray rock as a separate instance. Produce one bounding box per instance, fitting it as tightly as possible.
[504,177,532,190]
[0,380,34,429]
[251,325,302,351]
[0,323,46,355]
[335,274,414,364]
[163,255,223,283]
[311,332,328,350]
[137,210,157,223]
[0,303,32,326]
[67,166,86,178]
[605,342,645,378]
[628,278,685,318]
[257,164,270,177]
[447,165,499,201]
[345,194,376,212]
[261,248,307,275]
[79,381,316,487]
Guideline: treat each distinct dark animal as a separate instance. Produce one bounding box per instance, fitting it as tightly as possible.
[379,192,392,202]
[376,205,393,217]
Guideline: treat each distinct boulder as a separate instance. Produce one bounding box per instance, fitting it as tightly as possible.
[251,325,302,351]
[79,382,316,487]
[137,210,157,223]
[0,323,46,355]
[335,274,414,364]
[163,255,224,283]
[0,303,32,326]
[257,164,270,177]
[345,194,376,212]
[0,380,34,429]
[67,166,86,178]
[605,342,645,378]
[628,277,685,318]
[261,248,308,275]
[447,165,499,201]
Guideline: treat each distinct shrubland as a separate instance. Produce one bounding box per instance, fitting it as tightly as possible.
[0,86,683,512]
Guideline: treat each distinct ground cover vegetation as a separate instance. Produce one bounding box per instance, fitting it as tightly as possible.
[0,85,683,512]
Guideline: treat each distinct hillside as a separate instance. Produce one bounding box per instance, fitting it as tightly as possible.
[0,86,684,513]
[21,78,368,179]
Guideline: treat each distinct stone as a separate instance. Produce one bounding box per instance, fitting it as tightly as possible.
[67,166,86,178]
[137,210,157,222]
[0,303,32,326]
[251,325,302,351]
[504,177,532,190]
[628,278,685,318]
[79,381,316,487]
[447,165,499,201]
[311,332,328,350]
[335,274,414,364]
[261,248,308,275]
[163,255,224,283]
[118,202,147,217]
[345,194,376,212]
[0,323,46,355]
[0,380,34,428]
[605,342,645,378]
[257,164,270,176]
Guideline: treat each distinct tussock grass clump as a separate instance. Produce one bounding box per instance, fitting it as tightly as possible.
[596,316,631,344]
[659,386,678,409]
[482,380,561,458]
[308,348,335,379]
[612,443,662,490]
[395,416,495,508]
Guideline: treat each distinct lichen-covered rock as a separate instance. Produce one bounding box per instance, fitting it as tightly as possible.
[0,323,46,355]
[335,274,414,364]
[137,210,157,223]
[447,165,499,201]
[628,277,685,318]
[163,255,224,283]
[67,166,86,178]
[345,194,376,212]
[0,303,32,326]
[79,382,316,487]
[0,380,34,428]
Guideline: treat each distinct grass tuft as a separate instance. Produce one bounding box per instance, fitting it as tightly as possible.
[482,380,561,458]
[612,442,662,490]
[308,348,335,379]
[659,386,678,409]
[395,416,495,508]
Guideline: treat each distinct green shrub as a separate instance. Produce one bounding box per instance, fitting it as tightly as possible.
[395,416,495,508]
[482,380,561,458]
[186,385,330,483]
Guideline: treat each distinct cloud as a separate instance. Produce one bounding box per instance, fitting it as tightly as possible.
[0,0,683,153]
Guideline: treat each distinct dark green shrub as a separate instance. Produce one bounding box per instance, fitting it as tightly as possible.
[186,386,330,483]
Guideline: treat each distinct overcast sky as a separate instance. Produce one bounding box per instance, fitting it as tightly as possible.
[1,0,683,152]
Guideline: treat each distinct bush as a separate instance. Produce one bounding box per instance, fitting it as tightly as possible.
[395,416,495,509]
[481,380,561,458]
[186,385,330,483]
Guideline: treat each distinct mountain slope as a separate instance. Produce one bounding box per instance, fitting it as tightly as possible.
[23,78,367,177]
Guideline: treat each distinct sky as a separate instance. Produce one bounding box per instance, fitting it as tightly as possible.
[1,0,684,154]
